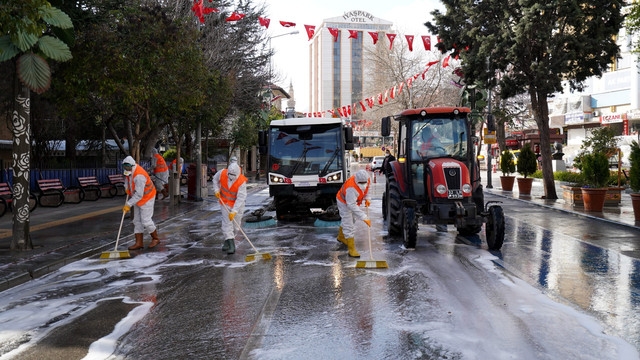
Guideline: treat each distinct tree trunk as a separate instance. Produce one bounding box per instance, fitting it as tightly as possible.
[11,82,32,250]
[529,88,558,200]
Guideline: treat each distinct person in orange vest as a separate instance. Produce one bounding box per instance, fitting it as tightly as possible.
[213,162,247,254]
[150,148,169,200]
[336,169,371,258]
[122,156,160,250]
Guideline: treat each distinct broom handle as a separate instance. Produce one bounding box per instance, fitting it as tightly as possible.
[114,195,129,251]
[219,199,259,253]
[366,207,374,260]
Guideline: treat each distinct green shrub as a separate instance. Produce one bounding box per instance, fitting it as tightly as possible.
[500,150,515,175]
[553,171,585,184]
[581,152,610,188]
[517,144,538,178]
[629,140,640,192]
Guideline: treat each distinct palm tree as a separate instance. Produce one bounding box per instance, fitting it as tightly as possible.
[0,0,73,250]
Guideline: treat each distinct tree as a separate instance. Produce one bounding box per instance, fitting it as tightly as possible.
[426,0,624,199]
[0,0,73,250]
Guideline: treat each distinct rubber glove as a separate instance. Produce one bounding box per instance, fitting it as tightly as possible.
[229,211,237,221]
[365,199,371,208]
[215,191,221,199]
[363,218,371,227]
[123,204,131,213]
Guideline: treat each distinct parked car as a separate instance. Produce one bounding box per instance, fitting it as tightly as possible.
[370,156,385,172]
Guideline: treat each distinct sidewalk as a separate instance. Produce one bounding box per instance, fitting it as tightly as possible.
[481,169,639,230]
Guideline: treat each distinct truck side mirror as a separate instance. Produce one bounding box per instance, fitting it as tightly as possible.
[381,116,391,137]
[344,126,354,150]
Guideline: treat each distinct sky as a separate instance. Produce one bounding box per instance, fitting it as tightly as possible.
[260,0,446,113]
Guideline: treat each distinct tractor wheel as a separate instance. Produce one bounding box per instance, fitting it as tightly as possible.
[485,205,505,250]
[403,205,418,249]
[387,175,403,235]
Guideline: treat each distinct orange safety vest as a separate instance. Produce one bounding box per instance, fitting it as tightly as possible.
[153,153,168,173]
[126,165,156,206]
[336,176,369,206]
[220,169,248,207]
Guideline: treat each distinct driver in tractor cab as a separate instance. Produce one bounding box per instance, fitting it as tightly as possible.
[417,126,444,157]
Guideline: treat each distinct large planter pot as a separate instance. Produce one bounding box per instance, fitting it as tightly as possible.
[517,177,534,195]
[631,193,640,222]
[561,185,623,207]
[500,176,515,191]
[581,187,608,212]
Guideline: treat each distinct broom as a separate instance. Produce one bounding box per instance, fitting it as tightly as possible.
[356,208,388,269]
[220,200,272,262]
[100,195,131,260]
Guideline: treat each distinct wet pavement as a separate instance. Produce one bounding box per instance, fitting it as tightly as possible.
[0,170,638,295]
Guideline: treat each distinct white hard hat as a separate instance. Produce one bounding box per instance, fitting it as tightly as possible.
[123,156,136,167]
[355,169,369,183]
[228,163,241,176]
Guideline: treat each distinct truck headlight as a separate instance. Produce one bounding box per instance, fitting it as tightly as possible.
[436,184,447,194]
[462,184,472,193]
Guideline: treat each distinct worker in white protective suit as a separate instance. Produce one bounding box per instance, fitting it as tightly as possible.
[213,162,247,254]
[122,155,160,250]
[336,169,371,258]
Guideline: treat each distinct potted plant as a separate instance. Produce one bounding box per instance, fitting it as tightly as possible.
[499,149,516,191]
[516,143,538,195]
[580,152,610,212]
[629,140,640,222]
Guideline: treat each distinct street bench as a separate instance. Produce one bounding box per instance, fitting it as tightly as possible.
[77,176,115,200]
[0,182,37,217]
[108,174,127,196]
[37,178,82,207]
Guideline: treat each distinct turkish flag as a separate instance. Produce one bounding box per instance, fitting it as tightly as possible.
[304,25,315,40]
[328,27,339,42]
[368,32,379,45]
[387,33,396,50]
[421,35,431,51]
[280,20,296,28]
[259,17,270,28]
[191,0,216,23]
[225,12,245,22]
[348,30,358,39]
[405,35,414,51]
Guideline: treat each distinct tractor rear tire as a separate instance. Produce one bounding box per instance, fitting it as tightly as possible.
[403,205,418,249]
[486,205,505,250]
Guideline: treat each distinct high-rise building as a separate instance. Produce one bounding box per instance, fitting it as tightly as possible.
[308,10,392,117]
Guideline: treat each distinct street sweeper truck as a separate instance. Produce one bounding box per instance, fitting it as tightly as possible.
[258,117,354,221]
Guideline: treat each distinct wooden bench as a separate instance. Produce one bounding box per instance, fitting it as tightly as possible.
[0,182,37,217]
[108,174,127,196]
[37,178,82,207]
[77,176,115,200]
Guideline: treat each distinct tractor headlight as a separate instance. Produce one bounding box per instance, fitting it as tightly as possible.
[436,184,447,195]
[462,184,472,194]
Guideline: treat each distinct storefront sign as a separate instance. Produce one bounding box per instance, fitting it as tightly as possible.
[600,113,626,124]
[564,112,585,125]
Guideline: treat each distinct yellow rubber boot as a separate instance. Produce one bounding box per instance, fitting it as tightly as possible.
[346,237,360,258]
[337,226,347,245]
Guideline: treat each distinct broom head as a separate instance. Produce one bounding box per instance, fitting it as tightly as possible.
[245,252,272,262]
[355,260,388,269]
[100,250,131,259]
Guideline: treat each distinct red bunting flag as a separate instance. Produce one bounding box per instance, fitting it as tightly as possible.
[259,17,270,28]
[387,34,397,50]
[304,25,315,40]
[191,0,217,23]
[426,60,439,67]
[328,109,335,117]
[390,86,396,99]
[368,32,379,45]
[348,30,358,39]
[421,35,431,51]
[405,35,414,51]
[397,81,404,94]
[406,77,414,88]
[359,101,366,112]
[225,12,245,22]
[442,55,450,68]
[328,27,339,42]
[366,97,374,108]
[347,105,352,116]
[280,20,296,28]
[377,93,383,105]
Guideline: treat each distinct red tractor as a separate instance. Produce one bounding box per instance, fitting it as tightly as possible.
[381,107,505,250]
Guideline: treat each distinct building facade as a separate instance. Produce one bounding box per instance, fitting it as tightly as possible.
[308,10,392,117]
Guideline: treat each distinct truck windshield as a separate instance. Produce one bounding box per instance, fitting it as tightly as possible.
[411,117,468,160]
[269,124,343,176]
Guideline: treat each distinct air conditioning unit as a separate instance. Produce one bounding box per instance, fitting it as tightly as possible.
[592,110,600,117]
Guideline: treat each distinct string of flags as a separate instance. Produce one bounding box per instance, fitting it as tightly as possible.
[191,0,462,123]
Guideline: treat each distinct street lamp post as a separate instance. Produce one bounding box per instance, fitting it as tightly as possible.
[257,30,299,180]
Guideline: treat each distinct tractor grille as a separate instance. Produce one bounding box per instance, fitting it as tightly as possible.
[443,167,461,190]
